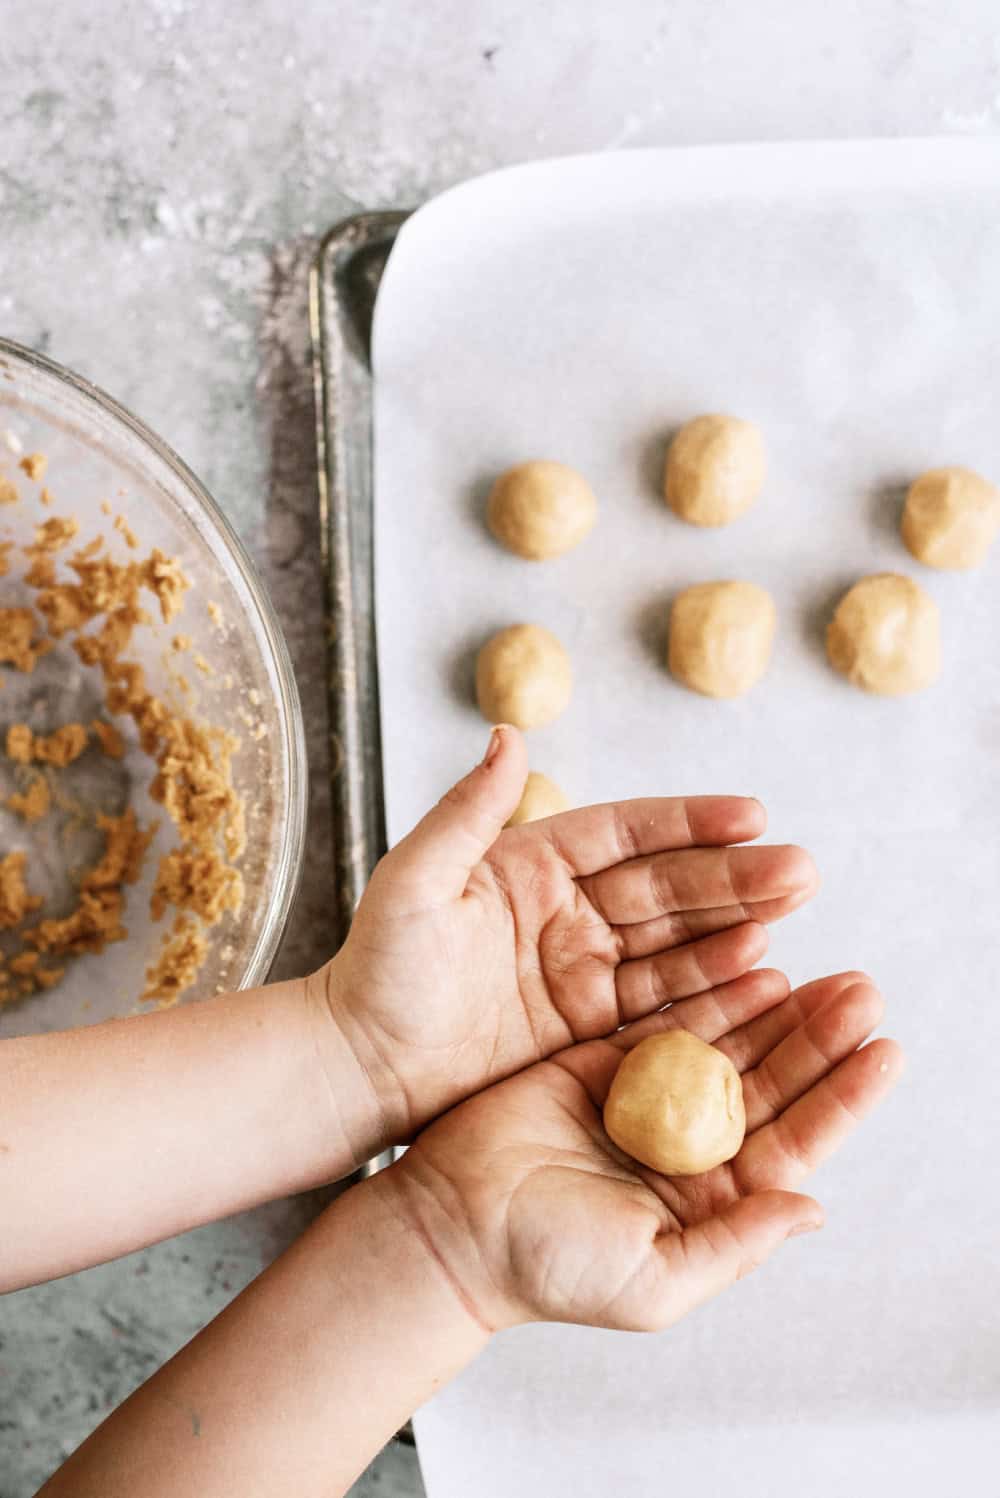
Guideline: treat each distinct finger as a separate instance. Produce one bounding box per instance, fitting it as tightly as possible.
[615,921,768,1022]
[642,1191,824,1332]
[540,796,767,878]
[733,1038,906,1195]
[583,844,817,926]
[717,970,873,1073]
[616,889,814,961]
[614,968,790,1052]
[382,724,528,906]
[742,981,885,1134]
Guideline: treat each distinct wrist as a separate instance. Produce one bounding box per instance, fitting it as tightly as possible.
[362,1166,496,1350]
[309,952,414,1158]
[378,1144,526,1336]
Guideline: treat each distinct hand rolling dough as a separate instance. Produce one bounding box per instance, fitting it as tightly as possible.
[487,460,598,560]
[826,573,941,695]
[664,413,766,527]
[604,1030,746,1177]
[506,771,570,825]
[667,580,777,698]
[475,624,572,730]
[901,466,1000,570]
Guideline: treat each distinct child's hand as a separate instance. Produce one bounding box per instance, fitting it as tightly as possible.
[376,971,903,1332]
[324,725,817,1145]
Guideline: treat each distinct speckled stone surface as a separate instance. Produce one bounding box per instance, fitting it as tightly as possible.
[1,2,998,1492]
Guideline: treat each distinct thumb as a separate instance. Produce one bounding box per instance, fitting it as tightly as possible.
[650,1190,824,1330]
[383,724,529,903]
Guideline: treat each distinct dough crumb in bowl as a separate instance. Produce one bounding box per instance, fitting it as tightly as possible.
[143,915,209,1004]
[0,851,43,927]
[6,772,50,821]
[19,452,48,482]
[0,474,248,1011]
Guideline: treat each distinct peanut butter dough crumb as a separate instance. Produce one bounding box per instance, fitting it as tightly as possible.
[1,812,156,1004]
[8,721,108,769]
[40,486,54,507]
[33,964,65,988]
[91,718,125,759]
[146,713,244,857]
[31,516,80,553]
[113,514,139,549]
[5,511,244,1007]
[142,916,208,1006]
[151,847,243,925]
[147,550,190,623]
[19,453,48,482]
[6,724,34,764]
[0,476,18,505]
[172,635,191,652]
[0,852,43,928]
[23,888,127,957]
[35,723,90,767]
[207,600,223,626]
[81,810,157,891]
[0,607,52,672]
[100,500,113,516]
[6,774,51,822]
[0,543,11,577]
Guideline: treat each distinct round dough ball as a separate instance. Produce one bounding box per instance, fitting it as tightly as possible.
[667,580,777,698]
[664,413,766,527]
[487,460,598,560]
[901,466,1000,570]
[826,573,941,696]
[604,1030,746,1177]
[475,624,572,729]
[506,771,570,826]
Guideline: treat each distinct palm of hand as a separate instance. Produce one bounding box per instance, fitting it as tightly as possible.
[342,837,613,1105]
[396,972,901,1331]
[336,778,813,1137]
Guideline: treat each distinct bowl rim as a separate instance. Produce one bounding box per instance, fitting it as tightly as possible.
[0,335,308,993]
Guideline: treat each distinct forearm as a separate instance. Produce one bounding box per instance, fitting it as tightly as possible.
[0,973,384,1290]
[39,1171,489,1498]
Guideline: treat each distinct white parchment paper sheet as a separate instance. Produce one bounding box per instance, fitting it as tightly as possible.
[372,143,1000,1497]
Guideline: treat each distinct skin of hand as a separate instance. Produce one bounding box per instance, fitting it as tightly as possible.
[322,723,819,1154]
[0,723,815,1294]
[377,970,905,1332]
[37,973,903,1498]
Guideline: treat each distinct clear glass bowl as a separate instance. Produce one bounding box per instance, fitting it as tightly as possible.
[0,338,307,1037]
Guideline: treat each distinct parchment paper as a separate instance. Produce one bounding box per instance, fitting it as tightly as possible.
[372,142,1000,1496]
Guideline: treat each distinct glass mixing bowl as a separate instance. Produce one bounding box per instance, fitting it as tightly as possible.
[0,338,307,1038]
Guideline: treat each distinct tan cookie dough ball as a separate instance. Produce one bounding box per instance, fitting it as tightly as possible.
[475,624,572,729]
[506,771,570,826]
[604,1031,746,1177]
[668,580,777,698]
[826,573,941,696]
[664,413,766,527]
[901,466,1000,570]
[487,460,598,560]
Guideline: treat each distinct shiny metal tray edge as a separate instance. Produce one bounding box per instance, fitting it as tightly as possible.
[310,214,417,1452]
[309,210,408,948]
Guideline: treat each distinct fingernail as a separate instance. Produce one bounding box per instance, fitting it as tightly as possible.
[786,1219,823,1240]
[482,725,505,766]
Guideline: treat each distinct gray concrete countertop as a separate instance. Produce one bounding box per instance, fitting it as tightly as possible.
[1,2,997,1493]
